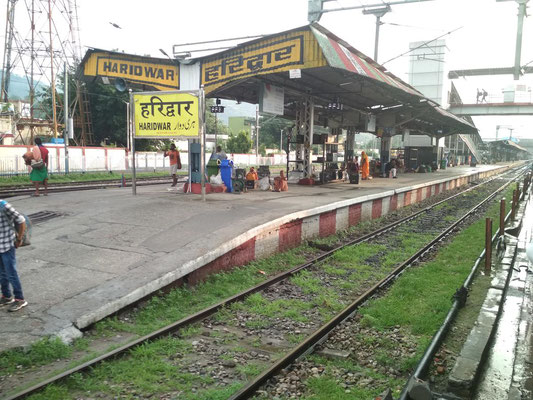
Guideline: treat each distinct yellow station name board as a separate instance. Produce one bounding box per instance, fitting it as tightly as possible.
[133,92,199,138]
[201,31,318,94]
[83,51,179,91]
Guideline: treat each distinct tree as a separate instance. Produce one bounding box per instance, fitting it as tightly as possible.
[226,130,252,153]
[257,116,293,150]
[84,80,131,147]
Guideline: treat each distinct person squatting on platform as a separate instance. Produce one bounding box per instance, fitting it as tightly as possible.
[0,200,27,312]
[273,170,288,192]
[385,158,398,178]
[164,143,182,187]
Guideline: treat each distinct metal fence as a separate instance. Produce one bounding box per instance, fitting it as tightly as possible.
[0,152,288,176]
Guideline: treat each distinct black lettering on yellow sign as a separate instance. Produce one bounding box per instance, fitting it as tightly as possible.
[102,61,176,81]
[201,35,304,87]
[90,54,179,90]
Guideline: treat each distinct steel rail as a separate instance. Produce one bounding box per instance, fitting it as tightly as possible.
[228,168,526,400]
[398,168,529,400]
[0,177,185,198]
[4,168,519,400]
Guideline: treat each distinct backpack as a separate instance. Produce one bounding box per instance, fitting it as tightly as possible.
[0,201,32,246]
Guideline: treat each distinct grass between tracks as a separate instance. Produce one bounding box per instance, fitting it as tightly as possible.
[300,185,515,400]
[0,247,315,398]
[0,171,183,186]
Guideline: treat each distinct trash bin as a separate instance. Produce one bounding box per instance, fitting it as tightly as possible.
[440,159,447,170]
[220,159,234,192]
[207,159,220,179]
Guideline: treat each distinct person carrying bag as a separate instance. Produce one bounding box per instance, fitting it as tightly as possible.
[23,138,49,196]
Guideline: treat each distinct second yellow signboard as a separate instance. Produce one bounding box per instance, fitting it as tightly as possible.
[133,91,200,138]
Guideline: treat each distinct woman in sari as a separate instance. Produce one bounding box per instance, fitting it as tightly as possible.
[361,151,370,180]
[24,138,49,196]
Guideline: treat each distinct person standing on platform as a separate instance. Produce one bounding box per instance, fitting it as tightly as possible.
[0,200,27,312]
[390,158,397,178]
[28,138,49,197]
[361,151,370,180]
[215,145,227,161]
[163,143,181,187]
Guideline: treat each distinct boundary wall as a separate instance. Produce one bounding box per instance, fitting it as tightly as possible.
[0,145,287,175]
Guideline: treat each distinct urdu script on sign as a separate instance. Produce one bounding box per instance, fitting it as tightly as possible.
[137,121,197,131]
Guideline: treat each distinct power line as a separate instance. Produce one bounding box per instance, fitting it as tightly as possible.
[381,26,462,66]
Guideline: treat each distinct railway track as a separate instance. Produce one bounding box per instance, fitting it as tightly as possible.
[0,176,186,198]
[3,167,526,400]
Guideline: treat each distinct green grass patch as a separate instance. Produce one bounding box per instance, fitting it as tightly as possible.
[95,247,312,336]
[323,264,348,276]
[0,171,178,187]
[290,269,323,294]
[332,243,385,265]
[359,186,514,335]
[236,362,263,378]
[0,337,73,375]
[302,355,405,400]
[233,293,313,323]
[25,337,202,400]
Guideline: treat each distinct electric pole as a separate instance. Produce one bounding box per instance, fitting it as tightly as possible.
[307,0,435,62]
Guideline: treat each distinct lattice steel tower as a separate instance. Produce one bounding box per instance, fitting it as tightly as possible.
[1,0,93,144]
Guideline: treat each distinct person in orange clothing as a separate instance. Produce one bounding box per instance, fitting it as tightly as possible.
[246,167,259,181]
[360,151,370,180]
[273,170,288,192]
[246,167,259,189]
[163,143,182,187]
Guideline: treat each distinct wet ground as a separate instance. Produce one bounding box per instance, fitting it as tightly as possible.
[474,193,533,400]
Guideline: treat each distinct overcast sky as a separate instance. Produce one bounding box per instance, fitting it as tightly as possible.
[8,0,533,139]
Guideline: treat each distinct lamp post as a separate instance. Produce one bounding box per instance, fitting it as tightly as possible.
[255,105,260,159]
[63,62,69,174]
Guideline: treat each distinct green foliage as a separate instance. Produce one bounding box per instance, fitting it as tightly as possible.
[0,337,73,375]
[84,81,129,147]
[226,130,252,153]
[257,116,292,150]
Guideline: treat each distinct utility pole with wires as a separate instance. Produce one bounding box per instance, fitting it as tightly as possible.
[307,0,435,62]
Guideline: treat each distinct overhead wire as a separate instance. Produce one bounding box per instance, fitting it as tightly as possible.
[381,26,462,66]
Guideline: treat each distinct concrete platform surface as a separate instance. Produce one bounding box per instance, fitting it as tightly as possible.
[0,164,508,352]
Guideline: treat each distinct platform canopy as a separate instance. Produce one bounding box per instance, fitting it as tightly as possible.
[77,23,476,138]
[199,23,477,137]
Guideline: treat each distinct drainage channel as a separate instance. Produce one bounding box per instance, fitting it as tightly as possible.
[27,210,65,224]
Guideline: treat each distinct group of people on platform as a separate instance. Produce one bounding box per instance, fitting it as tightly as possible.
[245,166,288,192]
[162,142,402,191]
[345,152,399,182]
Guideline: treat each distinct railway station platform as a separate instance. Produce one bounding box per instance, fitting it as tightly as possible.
[0,163,515,352]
